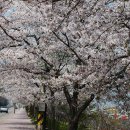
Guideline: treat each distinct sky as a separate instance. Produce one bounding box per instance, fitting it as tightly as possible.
[3,7,16,17]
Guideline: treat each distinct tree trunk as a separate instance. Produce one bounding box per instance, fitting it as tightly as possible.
[52,105,56,130]
[63,86,95,130]
[68,120,79,130]
[43,103,47,130]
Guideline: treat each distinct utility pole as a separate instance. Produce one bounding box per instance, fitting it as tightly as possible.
[13,103,16,114]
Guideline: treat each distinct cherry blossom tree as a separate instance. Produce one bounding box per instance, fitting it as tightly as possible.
[0,0,130,130]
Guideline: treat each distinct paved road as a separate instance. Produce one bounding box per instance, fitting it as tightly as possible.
[0,108,35,130]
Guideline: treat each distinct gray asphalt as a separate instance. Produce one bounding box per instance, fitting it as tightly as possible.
[0,108,35,130]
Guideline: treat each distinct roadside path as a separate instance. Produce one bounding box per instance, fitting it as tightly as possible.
[0,108,35,130]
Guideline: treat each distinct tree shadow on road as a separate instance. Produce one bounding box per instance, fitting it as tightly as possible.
[9,126,35,130]
[3,122,33,126]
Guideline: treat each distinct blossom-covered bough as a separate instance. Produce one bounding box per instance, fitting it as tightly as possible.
[0,0,130,130]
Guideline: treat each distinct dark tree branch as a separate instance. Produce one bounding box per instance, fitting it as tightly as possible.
[71,82,79,114]
[115,62,130,77]
[26,34,40,45]
[63,86,72,112]
[72,82,79,105]
[34,82,40,88]
[0,25,22,42]
[55,0,81,30]
[62,32,70,47]
[121,22,130,30]
[0,43,23,51]
[23,39,31,45]
[52,31,86,65]
[85,26,112,47]
[75,94,95,121]
[41,56,53,68]
[0,67,44,75]
[114,55,129,61]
